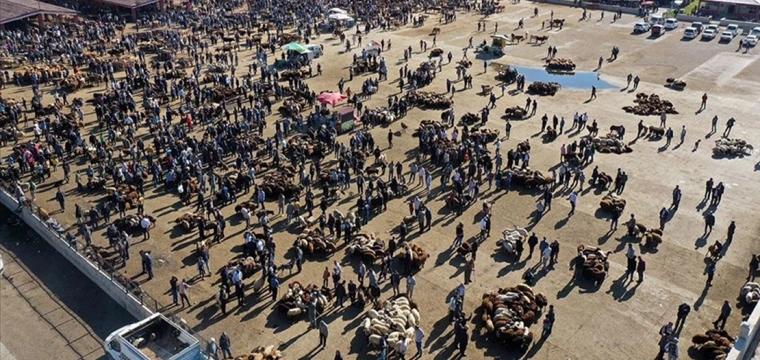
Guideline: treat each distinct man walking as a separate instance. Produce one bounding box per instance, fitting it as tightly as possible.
[700,93,708,111]
[713,300,731,330]
[318,320,329,348]
[675,303,690,332]
[406,275,416,298]
[705,261,716,287]
[219,332,232,359]
[414,325,425,356]
[636,256,646,282]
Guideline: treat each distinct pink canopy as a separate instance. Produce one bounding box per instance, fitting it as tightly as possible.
[317,91,348,106]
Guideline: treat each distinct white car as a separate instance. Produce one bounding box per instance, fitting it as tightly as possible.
[746,34,758,46]
[726,24,740,37]
[720,31,735,42]
[705,24,719,33]
[702,28,717,40]
[664,18,679,30]
[683,27,698,39]
[634,22,651,33]
[305,44,323,58]
[751,27,760,36]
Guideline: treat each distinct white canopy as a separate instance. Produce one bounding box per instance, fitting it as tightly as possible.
[328,13,353,21]
[329,8,348,14]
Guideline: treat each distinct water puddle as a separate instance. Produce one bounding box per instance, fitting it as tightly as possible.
[511,65,617,90]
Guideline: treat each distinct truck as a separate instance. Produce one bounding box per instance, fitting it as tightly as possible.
[104,314,205,360]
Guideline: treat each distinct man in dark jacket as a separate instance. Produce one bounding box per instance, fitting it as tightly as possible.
[713,300,731,330]
[675,303,690,332]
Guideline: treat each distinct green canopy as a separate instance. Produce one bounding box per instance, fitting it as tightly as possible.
[281,42,308,54]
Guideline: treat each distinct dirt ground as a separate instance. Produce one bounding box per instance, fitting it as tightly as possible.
[5,2,760,359]
[0,209,136,360]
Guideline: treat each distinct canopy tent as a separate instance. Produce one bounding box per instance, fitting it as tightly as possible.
[280,42,308,54]
[329,8,348,14]
[490,34,511,42]
[317,92,348,106]
[328,13,354,21]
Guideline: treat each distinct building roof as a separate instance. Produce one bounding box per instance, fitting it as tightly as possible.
[703,0,760,6]
[92,0,160,9]
[1,0,79,25]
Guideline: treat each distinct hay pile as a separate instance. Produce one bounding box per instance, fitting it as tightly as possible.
[578,245,610,282]
[276,281,331,319]
[713,138,753,157]
[408,91,453,109]
[527,81,561,96]
[622,93,678,116]
[232,345,283,360]
[598,194,626,213]
[691,329,735,360]
[358,296,421,351]
[346,233,386,263]
[293,228,337,255]
[479,284,547,349]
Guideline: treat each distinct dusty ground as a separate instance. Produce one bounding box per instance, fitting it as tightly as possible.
[4,2,760,359]
[0,209,136,360]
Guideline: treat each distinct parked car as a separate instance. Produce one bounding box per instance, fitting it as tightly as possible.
[720,31,735,42]
[683,27,698,39]
[651,24,665,37]
[702,28,717,40]
[726,24,740,37]
[305,44,323,58]
[650,14,665,25]
[746,34,758,46]
[705,24,719,33]
[664,18,679,30]
[751,26,760,36]
[691,22,704,33]
[634,22,651,33]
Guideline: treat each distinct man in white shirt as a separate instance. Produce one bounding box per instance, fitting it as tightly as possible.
[414,326,425,356]
[406,275,416,298]
[240,207,251,229]
[541,246,552,270]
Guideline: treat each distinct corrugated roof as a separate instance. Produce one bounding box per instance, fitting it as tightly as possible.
[0,0,78,25]
[91,0,161,9]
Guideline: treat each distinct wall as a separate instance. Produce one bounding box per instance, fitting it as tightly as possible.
[0,189,154,320]
[727,303,760,360]
[534,0,646,16]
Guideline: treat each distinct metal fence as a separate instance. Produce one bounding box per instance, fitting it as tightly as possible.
[0,186,164,314]
[0,185,216,353]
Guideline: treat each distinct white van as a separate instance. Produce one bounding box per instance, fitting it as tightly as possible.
[664,18,679,30]
[305,44,323,59]
[649,14,665,25]
[683,27,698,39]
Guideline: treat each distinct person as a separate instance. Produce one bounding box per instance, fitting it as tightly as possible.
[334,350,344,360]
[675,303,690,332]
[568,192,577,215]
[590,86,596,100]
[542,305,555,337]
[700,93,708,111]
[541,244,552,270]
[219,332,232,359]
[749,254,759,281]
[665,338,680,360]
[658,322,674,358]
[414,325,425,356]
[528,233,538,258]
[727,221,736,243]
[179,279,192,307]
[169,276,179,306]
[217,286,228,315]
[705,261,716,287]
[318,320,329,348]
[407,275,416,298]
[636,256,646,282]
[724,117,736,137]
[714,300,731,330]
[704,213,716,235]
[55,187,66,211]
[206,338,220,360]
[464,258,474,284]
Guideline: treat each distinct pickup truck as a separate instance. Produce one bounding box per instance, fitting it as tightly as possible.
[104,314,205,360]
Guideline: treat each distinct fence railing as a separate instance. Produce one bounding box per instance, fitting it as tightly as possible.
[0,184,164,316]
